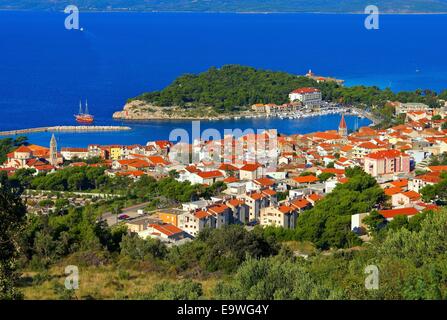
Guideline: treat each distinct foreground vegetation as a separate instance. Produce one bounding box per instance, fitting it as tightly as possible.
[14,208,447,300]
[1,162,447,300]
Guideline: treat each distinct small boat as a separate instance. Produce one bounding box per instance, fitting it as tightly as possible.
[75,100,94,124]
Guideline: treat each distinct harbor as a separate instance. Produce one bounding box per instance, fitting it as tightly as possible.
[0,125,132,136]
[242,105,379,126]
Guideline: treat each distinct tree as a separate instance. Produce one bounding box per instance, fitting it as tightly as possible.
[363,210,387,233]
[195,225,279,273]
[213,255,343,300]
[0,172,27,299]
[318,172,335,182]
[0,137,28,163]
[299,171,315,177]
[120,234,167,260]
[387,215,409,230]
[326,162,335,168]
[146,280,203,300]
[296,168,386,249]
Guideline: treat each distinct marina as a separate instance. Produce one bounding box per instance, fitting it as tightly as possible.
[240,106,377,125]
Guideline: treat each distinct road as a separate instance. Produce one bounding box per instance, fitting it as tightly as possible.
[101,201,155,226]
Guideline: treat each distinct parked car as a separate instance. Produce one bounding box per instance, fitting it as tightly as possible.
[246,220,259,227]
[118,214,130,220]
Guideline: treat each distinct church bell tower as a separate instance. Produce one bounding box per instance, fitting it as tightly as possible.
[50,134,58,166]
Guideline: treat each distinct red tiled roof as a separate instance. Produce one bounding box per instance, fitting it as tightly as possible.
[313,132,342,140]
[197,170,224,179]
[428,166,447,172]
[415,173,441,184]
[249,192,264,200]
[401,191,421,201]
[61,147,88,152]
[390,179,408,188]
[240,163,261,172]
[194,210,210,219]
[293,175,319,184]
[185,165,201,173]
[366,149,406,160]
[379,207,419,219]
[291,87,320,94]
[384,186,402,196]
[208,204,229,215]
[227,199,244,207]
[291,198,311,209]
[118,170,146,177]
[154,140,172,149]
[224,176,239,183]
[15,145,32,153]
[147,156,169,166]
[254,177,275,187]
[149,223,183,236]
[417,203,441,212]
[128,159,151,168]
[321,168,345,175]
[218,163,238,171]
[278,205,295,214]
[357,142,380,150]
[341,145,354,152]
[338,177,349,184]
[262,189,277,196]
[307,193,323,203]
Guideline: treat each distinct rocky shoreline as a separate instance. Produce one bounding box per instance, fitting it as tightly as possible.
[112,100,247,121]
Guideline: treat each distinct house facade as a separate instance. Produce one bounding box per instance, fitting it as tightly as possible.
[364,150,410,177]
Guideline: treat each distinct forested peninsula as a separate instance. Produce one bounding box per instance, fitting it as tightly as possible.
[114,65,447,128]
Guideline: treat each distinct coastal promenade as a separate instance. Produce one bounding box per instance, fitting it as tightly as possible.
[0,125,132,136]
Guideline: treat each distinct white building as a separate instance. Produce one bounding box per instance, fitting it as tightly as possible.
[289,87,322,106]
[61,147,89,160]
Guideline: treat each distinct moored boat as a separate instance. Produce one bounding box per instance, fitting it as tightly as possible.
[75,100,94,124]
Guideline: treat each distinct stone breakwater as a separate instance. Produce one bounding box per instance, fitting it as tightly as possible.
[0,126,132,136]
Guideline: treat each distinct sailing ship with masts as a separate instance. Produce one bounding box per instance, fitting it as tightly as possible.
[75,100,94,124]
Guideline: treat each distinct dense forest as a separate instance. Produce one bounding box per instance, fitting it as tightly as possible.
[132,65,446,121]
[3,0,447,13]
[133,65,317,112]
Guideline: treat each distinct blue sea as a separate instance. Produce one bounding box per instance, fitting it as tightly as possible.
[1,11,446,148]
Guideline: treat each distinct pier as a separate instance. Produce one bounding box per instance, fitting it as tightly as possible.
[0,125,132,136]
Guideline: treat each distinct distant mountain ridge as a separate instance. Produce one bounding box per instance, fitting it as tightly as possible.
[3,0,447,13]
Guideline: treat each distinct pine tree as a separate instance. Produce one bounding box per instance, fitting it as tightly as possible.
[0,172,26,300]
